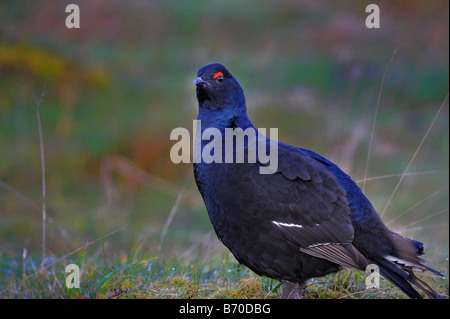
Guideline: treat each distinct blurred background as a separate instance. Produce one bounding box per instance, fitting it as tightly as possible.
[0,0,448,278]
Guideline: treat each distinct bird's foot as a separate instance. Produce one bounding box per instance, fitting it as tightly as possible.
[281,281,307,299]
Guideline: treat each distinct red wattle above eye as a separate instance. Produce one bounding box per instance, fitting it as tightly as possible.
[213,72,223,79]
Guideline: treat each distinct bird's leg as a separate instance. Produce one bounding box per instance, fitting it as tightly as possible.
[281,281,307,299]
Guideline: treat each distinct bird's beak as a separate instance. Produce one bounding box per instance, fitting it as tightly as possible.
[193,76,211,88]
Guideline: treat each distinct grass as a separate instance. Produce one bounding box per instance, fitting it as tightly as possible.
[1,247,448,299]
[32,85,47,269]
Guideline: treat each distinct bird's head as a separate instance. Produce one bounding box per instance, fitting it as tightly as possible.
[194,63,249,128]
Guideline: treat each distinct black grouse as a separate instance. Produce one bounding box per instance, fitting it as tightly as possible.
[192,63,443,299]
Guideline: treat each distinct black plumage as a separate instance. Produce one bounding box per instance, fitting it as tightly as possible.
[192,63,443,299]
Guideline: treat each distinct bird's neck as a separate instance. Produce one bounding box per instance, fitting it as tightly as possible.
[197,102,252,132]
[194,107,257,161]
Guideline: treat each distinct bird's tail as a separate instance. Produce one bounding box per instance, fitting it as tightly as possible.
[372,233,444,299]
[373,257,444,299]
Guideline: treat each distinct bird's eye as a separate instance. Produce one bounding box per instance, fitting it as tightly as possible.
[213,72,224,83]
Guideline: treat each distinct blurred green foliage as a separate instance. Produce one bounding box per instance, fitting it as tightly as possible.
[0,0,448,297]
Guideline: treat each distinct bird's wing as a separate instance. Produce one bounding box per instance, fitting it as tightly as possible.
[275,145,369,270]
[221,142,370,270]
